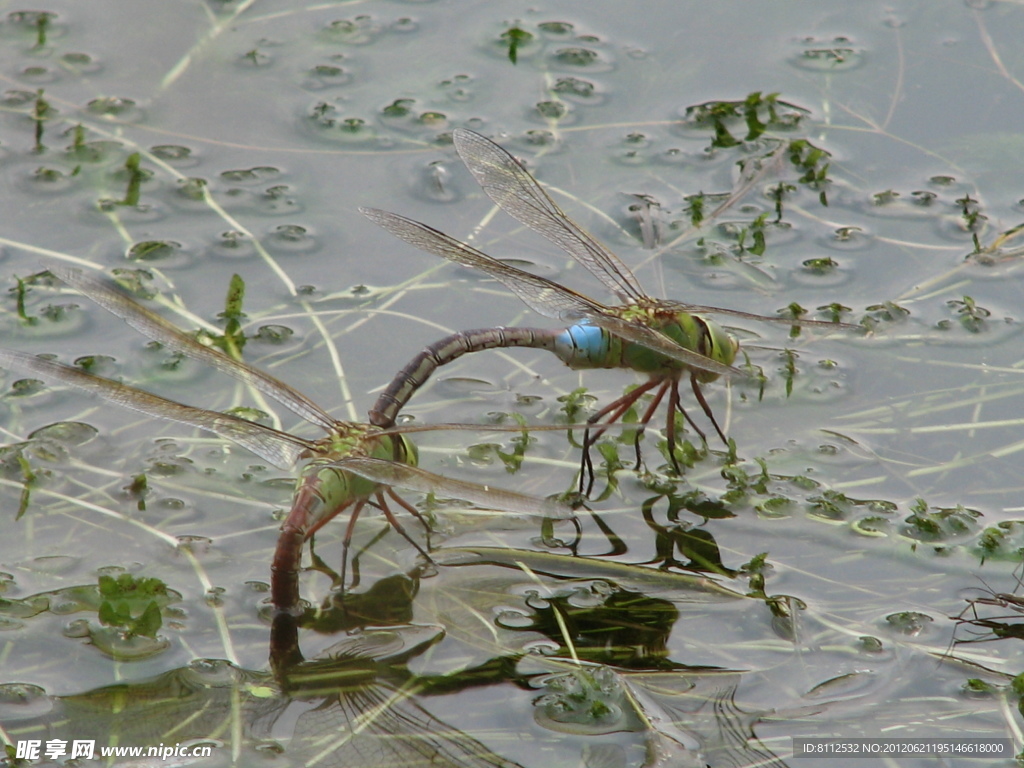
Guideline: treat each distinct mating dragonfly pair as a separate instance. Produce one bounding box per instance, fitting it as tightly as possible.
[1,131,853,616]
[2,266,568,617]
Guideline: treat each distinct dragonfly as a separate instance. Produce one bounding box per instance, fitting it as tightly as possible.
[362,128,857,493]
[2,266,569,615]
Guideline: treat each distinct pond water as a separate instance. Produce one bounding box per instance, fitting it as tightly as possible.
[2,1,1024,766]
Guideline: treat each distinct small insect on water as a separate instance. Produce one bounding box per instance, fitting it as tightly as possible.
[1,266,570,614]
[363,129,858,494]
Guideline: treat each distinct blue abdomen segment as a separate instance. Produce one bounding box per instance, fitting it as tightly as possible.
[555,323,613,369]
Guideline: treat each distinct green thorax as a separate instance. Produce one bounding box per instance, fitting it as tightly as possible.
[314,422,417,466]
[567,306,737,380]
[295,423,418,527]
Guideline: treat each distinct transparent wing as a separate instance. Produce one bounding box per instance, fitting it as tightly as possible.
[361,207,740,378]
[453,128,646,304]
[452,131,859,336]
[661,299,861,330]
[283,674,525,768]
[337,456,573,520]
[361,207,608,320]
[48,265,339,432]
[0,349,308,469]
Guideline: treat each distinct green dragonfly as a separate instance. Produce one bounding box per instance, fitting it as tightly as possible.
[362,129,857,492]
[1,266,568,614]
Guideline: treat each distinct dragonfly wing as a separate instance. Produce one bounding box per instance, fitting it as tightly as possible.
[361,207,610,320]
[337,456,573,520]
[453,128,647,304]
[662,300,861,330]
[363,208,740,378]
[577,312,743,378]
[0,349,308,469]
[48,265,339,432]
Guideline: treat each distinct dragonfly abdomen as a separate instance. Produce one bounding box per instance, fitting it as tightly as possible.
[370,327,560,427]
[553,323,616,369]
[271,466,350,615]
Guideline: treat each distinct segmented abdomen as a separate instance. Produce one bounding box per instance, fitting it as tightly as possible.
[370,327,559,427]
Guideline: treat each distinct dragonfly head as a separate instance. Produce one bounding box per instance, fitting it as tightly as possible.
[692,319,739,383]
[396,434,418,467]
[708,322,739,366]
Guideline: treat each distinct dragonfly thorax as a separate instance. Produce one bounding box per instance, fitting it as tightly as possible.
[304,424,416,467]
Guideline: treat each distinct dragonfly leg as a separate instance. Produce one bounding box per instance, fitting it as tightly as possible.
[307,536,342,586]
[339,499,369,593]
[689,373,728,445]
[632,379,671,470]
[667,378,723,474]
[580,378,663,496]
[663,385,679,475]
[382,488,435,563]
[347,522,392,594]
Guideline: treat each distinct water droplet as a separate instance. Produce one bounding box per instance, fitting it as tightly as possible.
[254,741,285,755]
[27,421,97,446]
[413,160,455,202]
[176,535,213,554]
[27,166,74,192]
[86,96,141,120]
[266,227,315,257]
[2,89,35,106]
[538,21,573,35]
[552,47,599,67]
[791,37,865,71]
[312,64,343,77]
[885,611,933,636]
[495,608,532,628]
[535,100,568,120]
[0,683,50,720]
[61,51,100,73]
[551,76,595,99]
[323,15,383,45]
[147,455,194,476]
[63,618,90,637]
[19,65,55,83]
[221,166,279,183]
[382,97,415,119]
